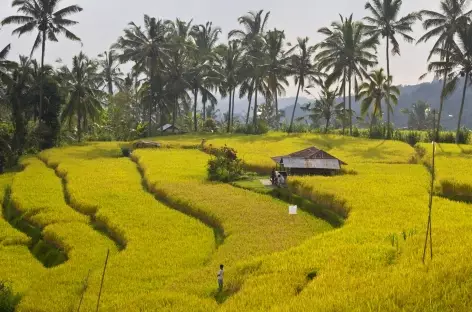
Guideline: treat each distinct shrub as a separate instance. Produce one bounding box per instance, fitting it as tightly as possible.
[207,146,245,182]
[0,281,20,312]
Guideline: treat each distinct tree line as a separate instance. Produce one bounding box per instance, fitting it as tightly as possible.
[1,0,472,170]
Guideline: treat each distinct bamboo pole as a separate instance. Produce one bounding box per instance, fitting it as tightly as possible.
[423,110,436,264]
[96,249,110,312]
[77,269,91,312]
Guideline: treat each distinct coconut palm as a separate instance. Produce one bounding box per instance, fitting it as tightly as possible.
[190,22,221,130]
[429,23,472,143]
[229,10,271,128]
[0,44,14,87]
[401,101,434,130]
[97,50,124,96]
[357,68,400,134]
[317,14,379,135]
[216,41,243,132]
[288,37,323,133]
[114,15,169,136]
[2,0,82,120]
[364,0,419,138]
[418,0,472,139]
[264,29,291,127]
[59,52,104,142]
[302,82,342,133]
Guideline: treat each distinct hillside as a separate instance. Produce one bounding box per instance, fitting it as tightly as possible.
[220,79,472,130]
[2,134,472,311]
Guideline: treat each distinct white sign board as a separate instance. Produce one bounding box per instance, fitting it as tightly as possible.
[282,158,340,170]
[289,205,298,215]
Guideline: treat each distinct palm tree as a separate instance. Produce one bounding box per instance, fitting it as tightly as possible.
[97,50,124,96]
[165,18,194,132]
[229,10,271,128]
[364,0,419,138]
[357,68,400,134]
[114,15,169,136]
[0,44,14,86]
[302,82,342,133]
[317,15,379,135]
[59,52,104,142]
[418,0,472,139]
[401,101,434,130]
[265,29,291,127]
[288,37,322,133]
[216,41,243,133]
[2,0,82,121]
[190,22,221,131]
[429,23,472,143]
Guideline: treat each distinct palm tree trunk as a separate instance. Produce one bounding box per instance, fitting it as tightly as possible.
[274,86,279,129]
[386,38,391,139]
[203,101,206,121]
[231,87,236,128]
[246,96,252,125]
[456,73,468,144]
[227,89,232,133]
[77,111,82,143]
[370,114,376,137]
[343,71,346,135]
[348,68,352,136]
[289,82,301,133]
[172,95,177,134]
[253,86,259,129]
[108,76,113,95]
[325,116,330,134]
[194,88,198,132]
[437,51,450,141]
[39,29,46,122]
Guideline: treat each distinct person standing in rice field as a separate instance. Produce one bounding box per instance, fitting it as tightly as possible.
[217,264,224,291]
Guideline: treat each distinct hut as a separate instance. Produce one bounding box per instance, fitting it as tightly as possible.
[272,146,347,176]
[160,124,182,134]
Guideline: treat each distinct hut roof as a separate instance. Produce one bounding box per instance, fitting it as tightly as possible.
[272,146,347,165]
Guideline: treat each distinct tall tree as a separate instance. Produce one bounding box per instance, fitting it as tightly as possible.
[216,41,242,133]
[302,82,342,133]
[59,52,104,142]
[318,15,379,135]
[364,0,419,138]
[265,29,291,128]
[190,22,221,130]
[401,101,434,130]
[114,15,169,136]
[429,22,472,143]
[0,44,13,86]
[97,50,123,96]
[288,37,322,133]
[229,10,271,128]
[357,68,400,134]
[418,0,472,139]
[2,0,82,121]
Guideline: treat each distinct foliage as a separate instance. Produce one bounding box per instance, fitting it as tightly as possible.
[207,146,245,182]
[401,101,434,131]
[0,281,20,312]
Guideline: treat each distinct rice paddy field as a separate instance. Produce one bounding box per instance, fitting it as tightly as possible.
[1,133,472,311]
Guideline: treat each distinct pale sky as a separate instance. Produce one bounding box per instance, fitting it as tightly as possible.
[1,0,435,97]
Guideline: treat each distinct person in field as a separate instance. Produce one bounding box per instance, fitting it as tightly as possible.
[278,174,285,186]
[271,168,276,185]
[217,264,224,291]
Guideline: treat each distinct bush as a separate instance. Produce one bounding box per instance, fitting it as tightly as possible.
[234,121,270,135]
[0,281,20,312]
[207,146,245,182]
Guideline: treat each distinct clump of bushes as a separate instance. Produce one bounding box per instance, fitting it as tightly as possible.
[207,146,245,182]
[0,281,20,312]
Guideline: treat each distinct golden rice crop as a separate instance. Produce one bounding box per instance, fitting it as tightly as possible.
[217,163,472,311]
[38,144,216,311]
[419,143,472,201]
[152,132,416,172]
[132,148,333,298]
[0,172,30,246]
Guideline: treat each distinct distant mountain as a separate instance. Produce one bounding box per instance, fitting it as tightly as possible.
[281,79,472,130]
[214,79,472,129]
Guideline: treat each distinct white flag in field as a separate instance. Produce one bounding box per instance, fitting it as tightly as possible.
[289,205,298,215]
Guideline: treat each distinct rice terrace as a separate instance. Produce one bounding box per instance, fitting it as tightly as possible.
[2,0,472,311]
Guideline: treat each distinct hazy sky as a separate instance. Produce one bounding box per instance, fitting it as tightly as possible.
[1,0,436,97]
